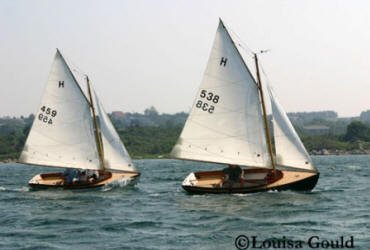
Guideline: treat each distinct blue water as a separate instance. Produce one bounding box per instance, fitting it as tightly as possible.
[0,155,369,249]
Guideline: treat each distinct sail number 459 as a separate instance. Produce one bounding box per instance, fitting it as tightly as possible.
[196,90,220,114]
[38,106,57,125]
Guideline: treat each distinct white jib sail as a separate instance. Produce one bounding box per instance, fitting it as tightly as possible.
[93,91,136,172]
[267,85,317,171]
[19,50,101,170]
[171,20,270,168]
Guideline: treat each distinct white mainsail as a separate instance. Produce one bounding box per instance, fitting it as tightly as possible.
[19,50,101,170]
[267,86,316,171]
[171,20,270,168]
[93,91,136,172]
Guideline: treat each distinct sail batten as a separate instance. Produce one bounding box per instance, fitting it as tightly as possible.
[171,20,270,168]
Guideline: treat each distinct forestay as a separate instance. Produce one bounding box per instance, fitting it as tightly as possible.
[268,86,316,171]
[94,91,136,172]
[171,20,270,168]
[19,50,101,170]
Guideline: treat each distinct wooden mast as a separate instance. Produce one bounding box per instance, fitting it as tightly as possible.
[220,19,275,171]
[254,53,276,171]
[86,76,105,170]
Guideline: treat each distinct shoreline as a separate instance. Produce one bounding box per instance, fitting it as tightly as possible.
[310,149,370,156]
[2,151,370,164]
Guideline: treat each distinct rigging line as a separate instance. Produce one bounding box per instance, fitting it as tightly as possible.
[235,43,255,59]
[57,50,91,106]
[259,63,273,87]
[224,23,255,56]
[58,50,84,75]
[228,28,270,65]
[220,20,260,91]
[61,52,87,77]
[71,68,87,77]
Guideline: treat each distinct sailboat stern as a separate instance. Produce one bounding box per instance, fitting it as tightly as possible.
[268,171,319,191]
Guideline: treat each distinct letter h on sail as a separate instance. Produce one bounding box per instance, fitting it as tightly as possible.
[220,57,227,67]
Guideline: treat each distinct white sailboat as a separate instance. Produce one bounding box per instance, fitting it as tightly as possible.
[171,19,319,194]
[19,49,140,189]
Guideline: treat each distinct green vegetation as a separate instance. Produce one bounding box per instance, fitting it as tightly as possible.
[1,109,370,161]
[118,126,182,158]
[344,121,370,141]
[0,116,32,161]
[301,120,370,153]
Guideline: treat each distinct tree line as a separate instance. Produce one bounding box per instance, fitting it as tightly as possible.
[1,109,370,161]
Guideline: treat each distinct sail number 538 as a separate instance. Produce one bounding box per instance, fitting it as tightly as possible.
[196,90,220,114]
[200,90,219,103]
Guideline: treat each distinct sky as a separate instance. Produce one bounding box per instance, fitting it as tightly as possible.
[0,0,370,118]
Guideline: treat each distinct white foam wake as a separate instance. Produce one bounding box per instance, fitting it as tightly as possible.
[101,177,137,191]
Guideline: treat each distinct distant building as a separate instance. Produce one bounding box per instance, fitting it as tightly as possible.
[111,111,125,120]
[360,110,370,124]
[303,125,330,135]
[287,111,338,124]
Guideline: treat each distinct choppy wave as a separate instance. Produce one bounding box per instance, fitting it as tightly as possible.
[0,186,29,192]
[0,156,369,249]
[345,165,362,171]
[101,177,137,191]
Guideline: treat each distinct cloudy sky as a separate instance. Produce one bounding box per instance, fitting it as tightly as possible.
[1,0,370,117]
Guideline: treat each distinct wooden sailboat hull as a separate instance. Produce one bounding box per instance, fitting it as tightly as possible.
[28,171,140,189]
[181,169,319,194]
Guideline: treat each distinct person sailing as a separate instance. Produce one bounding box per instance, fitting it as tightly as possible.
[221,165,243,187]
[87,169,99,183]
[63,169,80,184]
